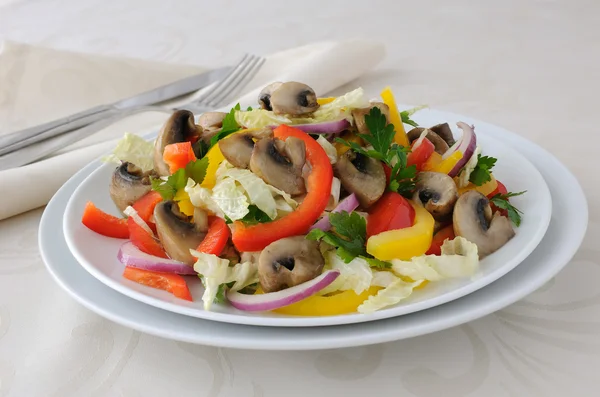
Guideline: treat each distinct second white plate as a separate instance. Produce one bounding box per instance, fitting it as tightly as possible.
[62,112,552,327]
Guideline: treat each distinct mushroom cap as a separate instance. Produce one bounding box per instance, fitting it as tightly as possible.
[197,111,227,131]
[153,201,207,266]
[407,127,450,155]
[109,162,156,213]
[334,151,386,208]
[154,110,202,176]
[259,82,319,116]
[430,123,456,147]
[249,136,306,195]
[258,236,325,293]
[413,171,458,221]
[351,102,390,136]
[453,190,515,258]
[218,128,273,169]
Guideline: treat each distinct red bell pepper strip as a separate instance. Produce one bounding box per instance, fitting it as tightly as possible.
[407,138,435,171]
[367,192,415,238]
[128,217,169,258]
[425,225,455,256]
[123,266,193,301]
[81,202,129,239]
[132,191,163,233]
[163,141,196,174]
[196,216,230,256]
[232,125,333,252]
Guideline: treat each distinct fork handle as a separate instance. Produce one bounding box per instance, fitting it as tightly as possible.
[0,106,172,171]
[0,104,118,155]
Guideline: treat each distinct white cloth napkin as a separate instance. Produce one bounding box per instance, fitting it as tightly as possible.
[0,39,385,221]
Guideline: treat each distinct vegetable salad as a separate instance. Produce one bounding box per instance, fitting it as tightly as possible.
[82,82,525,316]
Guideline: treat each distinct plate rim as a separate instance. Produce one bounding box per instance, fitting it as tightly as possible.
[39,108,587,349]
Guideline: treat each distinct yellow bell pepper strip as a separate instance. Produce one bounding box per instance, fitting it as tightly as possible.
[421,151,442,171]
[232,125,333,252]
[366,202,435,261]
[174,189,195,216]
[430,151,463,174]
[273,287,381,316]
[200,143,226,189]
[457,174,498,197]
[317,97,336,105]
[380,87,410,147]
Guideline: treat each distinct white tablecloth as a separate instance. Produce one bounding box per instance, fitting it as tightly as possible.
[0,0,596,396]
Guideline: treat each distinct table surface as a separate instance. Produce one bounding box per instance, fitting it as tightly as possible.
[0,0,597,396]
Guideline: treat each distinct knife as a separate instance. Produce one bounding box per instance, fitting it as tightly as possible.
[0,65,231,154]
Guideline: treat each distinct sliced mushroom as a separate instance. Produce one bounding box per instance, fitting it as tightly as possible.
[413,172,458,221]
[351,102,390,135]
[334,151,386,208]
[197,111,228,144]
[154,110,202,176]
[258,236,324,293]
[249,137,306,195]
[153,201,208,266]
[407,127,450,154]
[109,162,157,213]
[453,191,515,258]
[259,82,319,116]
[218,128,273,169]
[430,123,456,147]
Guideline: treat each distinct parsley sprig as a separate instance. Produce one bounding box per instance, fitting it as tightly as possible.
[336,107,417,196]
[469,155,497,186]
[400,105,427,127]
[150,157,209,200]
[307,211,391,268]
[208,103,242,148]
[490,191,526,227]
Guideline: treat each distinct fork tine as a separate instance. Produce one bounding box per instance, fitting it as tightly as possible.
[195,54,254,105]
[207,56,265,108]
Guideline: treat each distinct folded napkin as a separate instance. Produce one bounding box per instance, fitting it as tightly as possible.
[0,39,385,220]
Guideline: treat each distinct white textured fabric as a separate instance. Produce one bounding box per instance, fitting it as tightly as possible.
[0,0,597,396]
[0,39,384,220]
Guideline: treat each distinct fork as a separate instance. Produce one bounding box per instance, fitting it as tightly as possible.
[0,54,265,171]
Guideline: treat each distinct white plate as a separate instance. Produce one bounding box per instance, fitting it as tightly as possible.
[40,109,587,350]
[62,113,552,327]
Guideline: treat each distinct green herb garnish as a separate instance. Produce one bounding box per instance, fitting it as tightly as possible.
[469,155,497,186]
[490,191,526,227]
[150,157,209,200]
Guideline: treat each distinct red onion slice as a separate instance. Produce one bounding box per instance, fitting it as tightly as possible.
[117,241,196,275]
[442,122,477,177]
[292,118,350,134]
[227,270,340,312]
[309,193,359,231]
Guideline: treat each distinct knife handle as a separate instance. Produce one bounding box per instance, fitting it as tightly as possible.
[0,104,116,155]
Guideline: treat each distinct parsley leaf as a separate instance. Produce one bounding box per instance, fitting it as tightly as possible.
[490,191,526,227]
[150,157,209,200]
[338,107,417,197]
[469,155,497,186]
[360,107,396,155]
[185,156,209,184]
[306,211,367,263]
[240,205,271,225]
[208,103,242,148]
[246,106,253,111]
[306,211,393,266]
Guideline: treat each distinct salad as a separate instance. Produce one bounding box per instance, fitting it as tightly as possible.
[81,82,526,316]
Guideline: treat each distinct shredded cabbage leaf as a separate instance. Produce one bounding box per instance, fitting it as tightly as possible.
[211,178,249,221]
[316,135,338,164]
[184,179,224,217]
[357,278,423,314]
[191,251,258,310]
[101,133,154,172]
[456,146,482,188]
[319,251,373,295]
[219,167,279,220]
[390,237,479,282]
[235,109,291,129]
